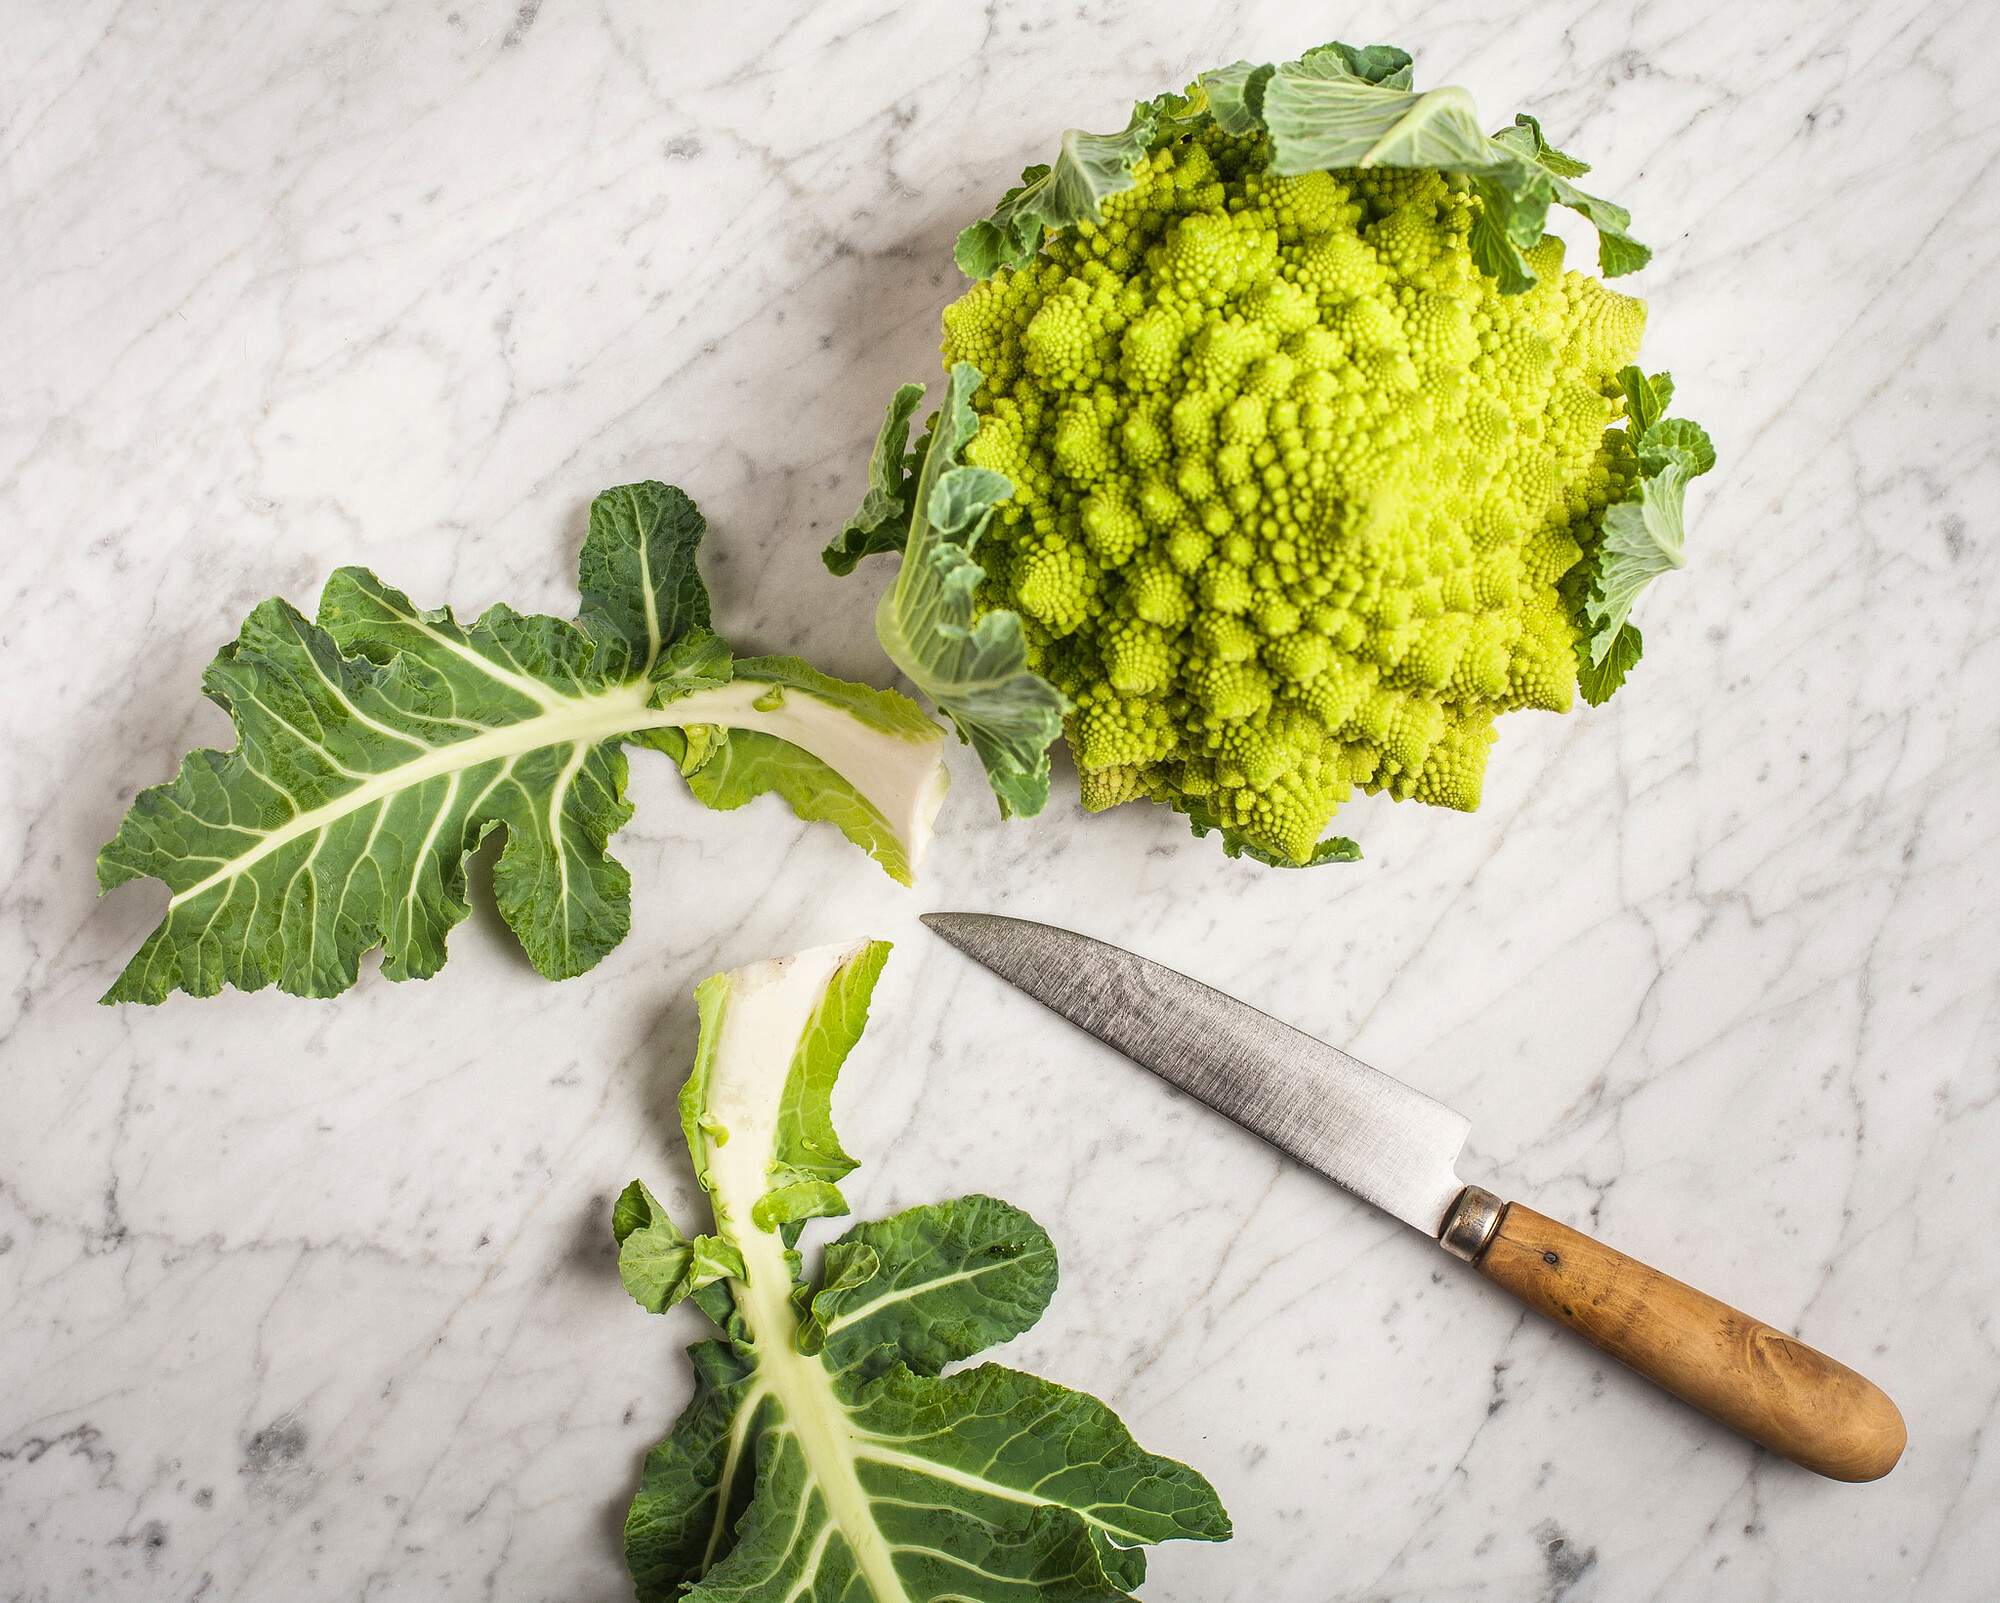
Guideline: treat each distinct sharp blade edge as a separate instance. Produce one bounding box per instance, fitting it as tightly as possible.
[924,912,1472,1238]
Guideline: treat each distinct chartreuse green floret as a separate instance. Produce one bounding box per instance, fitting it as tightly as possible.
[830,41,1713,864]
[942,144,1633,861]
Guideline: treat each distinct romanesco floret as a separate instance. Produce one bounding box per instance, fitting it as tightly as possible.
[942,131,1648,864]
[827,41,1712,853]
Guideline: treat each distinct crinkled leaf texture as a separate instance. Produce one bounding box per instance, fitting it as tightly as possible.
[1566,367,1717,704]
[952,90,1208,278]
[823,364,1067,819]
[955,39,1649,293]
[615,1180,746,1314]
[97,485,950,1003]
[619,940,1230,1602]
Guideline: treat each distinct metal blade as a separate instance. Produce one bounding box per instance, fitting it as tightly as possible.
[923,912,1472,1239]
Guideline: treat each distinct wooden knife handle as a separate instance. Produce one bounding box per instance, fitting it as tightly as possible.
[1462,1197,1905,1481]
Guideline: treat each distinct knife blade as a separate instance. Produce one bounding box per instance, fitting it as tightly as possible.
[923,911,1908,1483]
[920,910,1471,1238]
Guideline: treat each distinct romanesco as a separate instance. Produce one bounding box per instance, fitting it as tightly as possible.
[828,41,1713,864]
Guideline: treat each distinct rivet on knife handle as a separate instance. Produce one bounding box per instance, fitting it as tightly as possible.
[1443,1190,1907,1482]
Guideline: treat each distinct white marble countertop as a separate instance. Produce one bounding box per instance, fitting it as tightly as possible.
[5,2,1997,1599]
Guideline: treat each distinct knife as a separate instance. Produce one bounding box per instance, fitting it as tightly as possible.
[923,911,1905,1482]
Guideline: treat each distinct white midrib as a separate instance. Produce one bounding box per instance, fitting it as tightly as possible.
[716,1157,1137,1580]
[730,1237,907,1600]
[704,950,911,1603]
[819,1260,1013,1340]
[165,676,941,911]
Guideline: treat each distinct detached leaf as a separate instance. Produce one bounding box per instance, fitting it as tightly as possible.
[578,481,711,679]
[804,1195,1056,1377]
[623,942,1231,1601]
[624,1339,763,1596]
[614,1181,745,1314]
[98,485,950,1002]
[678,657,949,888]
[750,935,885,1234]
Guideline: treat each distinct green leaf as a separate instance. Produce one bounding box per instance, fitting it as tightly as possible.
[614,1180,746,1314]
[624,1339,765,1596]
[1186,805,1362,867]
[1617,366,1675,435]
[679,970,734,1205]
[750,935,886,1233]
[1249,52,1647,292]
[1545,171,1652,278]
[804,1195,1055,1377]
[577,481,712,679]
[624,942,1231,1601]
[1639,417,1717,478]
[1485,117,1651,278]
[1093,1533,1149,1592]
[97,485,951,1003]
[952,89,1206,279]
[1294,41,1415,89]
[1587,457,1693,655]
[1464,167,1556,295]
[828,365,1067,819]
[1564,379,1715,692]
[932,39,1657,295]
[1495,112,1590,178]
[1575,622,1643,707]
[1258,58,1496,174]
[681,658,950,888]
[1260,49,1650,289]
[1199,60,1273,135]
[822,384,925,576]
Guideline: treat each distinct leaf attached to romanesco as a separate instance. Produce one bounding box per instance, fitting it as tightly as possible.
[959,42,1652,297]
[823,364,1068,819]
[1565,366,1717,704]
[833,39,1713,864]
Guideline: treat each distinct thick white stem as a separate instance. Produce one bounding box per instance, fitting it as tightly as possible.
[698,945,909,1602]
[166,677,945,910]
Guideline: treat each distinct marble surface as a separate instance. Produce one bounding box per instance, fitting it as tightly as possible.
[4,1,1997,1598]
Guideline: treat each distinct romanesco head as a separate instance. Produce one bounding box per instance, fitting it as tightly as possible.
[944,127,1647,863]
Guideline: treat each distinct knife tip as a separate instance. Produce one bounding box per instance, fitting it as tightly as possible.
[920,911,1009,951]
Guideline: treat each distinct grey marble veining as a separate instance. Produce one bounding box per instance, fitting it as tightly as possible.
[3,1,1996,1599]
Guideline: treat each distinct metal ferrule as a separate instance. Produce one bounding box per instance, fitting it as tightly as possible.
[1438,1185,1505,1261]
